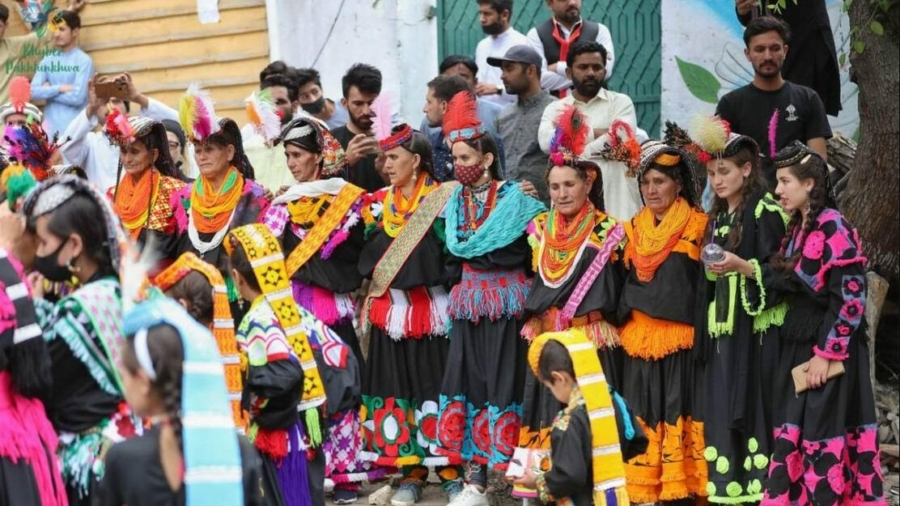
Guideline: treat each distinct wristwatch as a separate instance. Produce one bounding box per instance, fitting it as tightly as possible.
[496,85,503,95]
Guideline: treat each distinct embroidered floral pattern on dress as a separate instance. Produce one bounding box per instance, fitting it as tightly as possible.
[361,395,459,467]
[817,274,866,361]
[762,423,886,506]
[435,395,522,470]
[789,209,866,292]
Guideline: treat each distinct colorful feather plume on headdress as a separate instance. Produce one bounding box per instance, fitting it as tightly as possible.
[245,88,282,143]
[103,109,136,146]
[549,104,590,167]
[179,83,220,143]
[371,93,394,144]
[442,91,486,144]
[9,76,31,114]
[598,119,642,177]
[3,123,67,182]
[688,115,731,163]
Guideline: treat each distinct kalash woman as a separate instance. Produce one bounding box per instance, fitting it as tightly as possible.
[517,109,631,477]
[22,176,139,506]
[358,124,463,506]
[749,143,884,506]
[433,90,545,503]
[104,111,186,260]
[172,85,269,324]
[262,116,367,370]
[0,250,67,506]
[617,141,709,505]
[676,116,789,504]
[262,117,386,503]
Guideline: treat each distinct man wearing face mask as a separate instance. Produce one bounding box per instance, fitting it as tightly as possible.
[295,67,349,130]
[537,40,644,220]
[474,0,535,107]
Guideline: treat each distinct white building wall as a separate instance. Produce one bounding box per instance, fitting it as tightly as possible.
[266,0,439,129]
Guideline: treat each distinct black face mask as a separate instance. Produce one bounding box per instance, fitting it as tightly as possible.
[34,239,73,282]
[301,96,326,115]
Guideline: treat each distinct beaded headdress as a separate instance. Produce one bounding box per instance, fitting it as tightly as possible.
[638,140,701,208]
[278,117,348,177]
[0,76,42,124]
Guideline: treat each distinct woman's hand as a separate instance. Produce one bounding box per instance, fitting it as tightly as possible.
[27,271,46,299]
[519,180,538,198]
[806,354,831,390]
[513,469,537,489]
[708,251,754,277]
[0,208,24,251]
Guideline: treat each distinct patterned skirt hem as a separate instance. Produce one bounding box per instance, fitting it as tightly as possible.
[358,451,462,468]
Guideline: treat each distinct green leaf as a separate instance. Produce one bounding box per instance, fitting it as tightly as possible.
[870,21,884,35]
[839,52,847,66]
[853,40,867,54]
[676,57,721,104]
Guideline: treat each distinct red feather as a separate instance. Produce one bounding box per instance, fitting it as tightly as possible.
[550,105,589,158]
[9,77,31,112]
[442,91,480,135]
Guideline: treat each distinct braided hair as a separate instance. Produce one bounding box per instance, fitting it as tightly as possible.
[770,143,833,273]
[121,323,185,450]
[703,142,767,252]
[164,271,215,326]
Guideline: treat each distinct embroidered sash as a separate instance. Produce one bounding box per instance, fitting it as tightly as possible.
[285,184,365,277]
[559,223,625,325]
[65,279,126,395]
[368,182,459,299]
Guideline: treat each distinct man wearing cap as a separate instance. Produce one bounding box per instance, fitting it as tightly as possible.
[473,0,535,107]
[526,0,616,97]
[491,44,556,205]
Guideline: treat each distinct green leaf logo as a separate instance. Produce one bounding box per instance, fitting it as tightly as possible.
[676,57,722,104]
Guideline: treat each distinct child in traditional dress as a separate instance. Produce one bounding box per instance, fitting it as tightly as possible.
[98,298,266,506]
[226,223,329,506]
[514,329,629,506]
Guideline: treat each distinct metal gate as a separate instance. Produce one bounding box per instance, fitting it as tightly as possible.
[437,0,661,136]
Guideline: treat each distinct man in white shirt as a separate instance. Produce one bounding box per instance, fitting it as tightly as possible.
[526,0,615,97]
[538,40,642,221]
[473,0,532,106]
[61,72,183,193]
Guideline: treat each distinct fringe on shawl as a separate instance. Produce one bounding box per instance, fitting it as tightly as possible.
[619,310,694,360]
[448,266,530,322]
[367,286,450,340]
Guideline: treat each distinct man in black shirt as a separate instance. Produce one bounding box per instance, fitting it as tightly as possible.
[331,64,389,192]
[716,16,832,189]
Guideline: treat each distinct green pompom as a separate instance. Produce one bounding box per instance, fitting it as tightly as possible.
[716,456,729,474]
[748,437,759,453]
[747,479,762,494]
[704,446,719,462]
[754,454,769,469]
[726,482,743,497]
[744,456,752,471]
[706,482,717,496]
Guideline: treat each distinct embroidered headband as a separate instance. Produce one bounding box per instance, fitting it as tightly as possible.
[528,330,629,506]
[154,252,245,429]
[772,141,835,201]
[443,91,487,144]
[638,140,700,208]
[22,175,128,278]
[224,225,327,413]
[123,297,244,506]
[278,117,349,177]
[378,123,413,152]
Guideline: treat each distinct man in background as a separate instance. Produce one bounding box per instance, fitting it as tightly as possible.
[473,0,531,106]
[296,67,349,130]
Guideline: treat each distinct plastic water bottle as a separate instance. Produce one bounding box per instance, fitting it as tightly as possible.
[701,243,726,266]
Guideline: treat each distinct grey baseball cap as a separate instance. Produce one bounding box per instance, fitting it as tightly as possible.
[486,45,542,69]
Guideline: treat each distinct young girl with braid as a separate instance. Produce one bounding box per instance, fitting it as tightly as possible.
[98,298,267,506]
[718,141,885,506]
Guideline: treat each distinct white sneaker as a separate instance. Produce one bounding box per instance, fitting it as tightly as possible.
[447,484,490,506]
